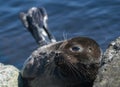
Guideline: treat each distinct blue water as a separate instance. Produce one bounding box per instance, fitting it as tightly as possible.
[0,0,120,69]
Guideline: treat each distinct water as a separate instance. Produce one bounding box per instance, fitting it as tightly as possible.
[0,0,120,69]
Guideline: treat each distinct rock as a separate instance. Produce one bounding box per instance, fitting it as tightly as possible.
[0,63,23,87]
[93,37,120,87]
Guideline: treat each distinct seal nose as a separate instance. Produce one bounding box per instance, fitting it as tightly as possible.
[54,52,64,66]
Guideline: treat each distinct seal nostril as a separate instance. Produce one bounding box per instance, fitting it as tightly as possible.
[54,52,64,65]
[55,52,61,57]
[56,53,59,57]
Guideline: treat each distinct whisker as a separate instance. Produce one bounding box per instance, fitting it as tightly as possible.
[64,60,82,80]
[44,53,56,76]
[50,61,56,75]
[69,63,82,79]
[62,32,68,41]
[66,62,78,79]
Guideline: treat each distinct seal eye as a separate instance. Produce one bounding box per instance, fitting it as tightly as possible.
[70,46,82,52]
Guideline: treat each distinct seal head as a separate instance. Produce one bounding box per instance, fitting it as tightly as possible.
[21,37,102,87]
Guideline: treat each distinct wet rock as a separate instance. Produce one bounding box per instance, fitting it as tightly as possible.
[0,63,23,87]
[93,37,120,87]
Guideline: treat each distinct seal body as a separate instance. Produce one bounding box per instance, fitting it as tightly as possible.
[21,37,102,87]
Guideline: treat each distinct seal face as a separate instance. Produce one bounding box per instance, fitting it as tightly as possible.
[21,37,102,87]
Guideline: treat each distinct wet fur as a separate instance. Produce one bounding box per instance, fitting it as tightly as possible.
[21,37,101,87]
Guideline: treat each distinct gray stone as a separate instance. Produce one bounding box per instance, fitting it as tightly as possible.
[0,63,23,87]
[93,37,120,87]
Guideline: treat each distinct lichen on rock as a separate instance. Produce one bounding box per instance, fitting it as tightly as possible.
[0,63,23,87]
[93,37,120,87]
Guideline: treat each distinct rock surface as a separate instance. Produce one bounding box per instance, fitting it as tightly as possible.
[0,63,23,87]
[93,37,120,87]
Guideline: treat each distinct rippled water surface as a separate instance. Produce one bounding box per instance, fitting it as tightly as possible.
[0,0,120,69]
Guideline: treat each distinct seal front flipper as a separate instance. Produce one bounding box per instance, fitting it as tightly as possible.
[21,55,40,79]
[21,50,50,79]
[20,7,56,46]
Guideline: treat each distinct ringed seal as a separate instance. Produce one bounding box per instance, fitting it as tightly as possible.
[20,7,102,87]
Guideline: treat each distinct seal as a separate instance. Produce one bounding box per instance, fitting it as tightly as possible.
[20,7,102,87]
[21,37,101,87]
